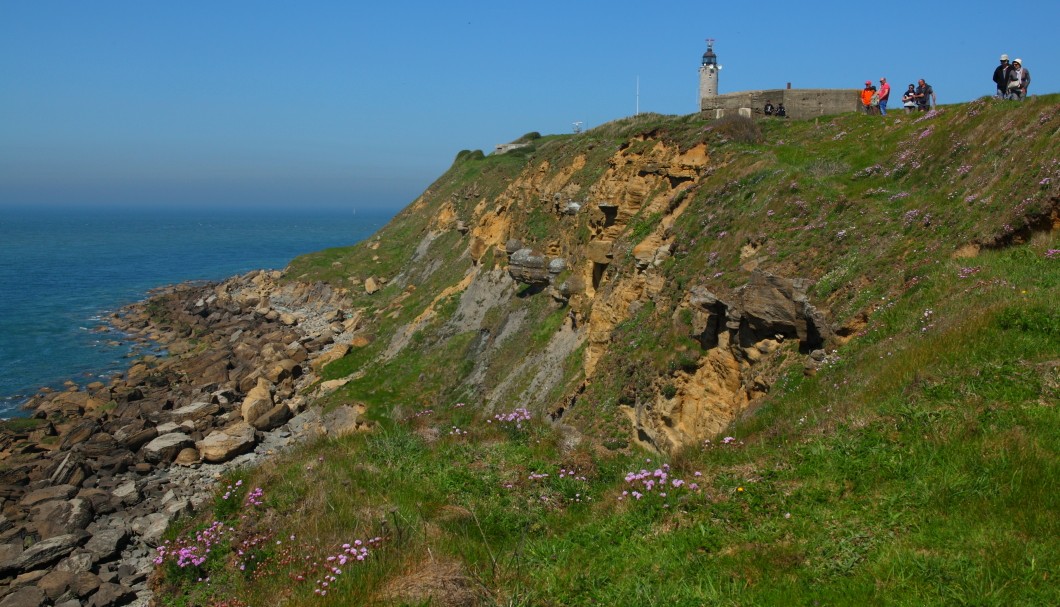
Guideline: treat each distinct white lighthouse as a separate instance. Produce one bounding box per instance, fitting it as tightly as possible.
[699,38,721,103]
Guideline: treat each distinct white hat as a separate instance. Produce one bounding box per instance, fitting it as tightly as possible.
[1000,54,1009,61]
[1013,58,1022,65]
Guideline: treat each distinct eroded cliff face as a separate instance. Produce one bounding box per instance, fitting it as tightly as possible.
[373,134,834,453]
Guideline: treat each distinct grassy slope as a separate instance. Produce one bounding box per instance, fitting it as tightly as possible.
[156,96,1059,606]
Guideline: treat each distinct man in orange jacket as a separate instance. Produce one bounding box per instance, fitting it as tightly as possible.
[861,81,875,114]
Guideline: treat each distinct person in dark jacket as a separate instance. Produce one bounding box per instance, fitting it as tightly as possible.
[902,84,917,113]
[914,79,935,111]
[993,54,1011,98]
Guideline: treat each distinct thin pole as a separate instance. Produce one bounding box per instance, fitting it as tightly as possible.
[636,76,640,116]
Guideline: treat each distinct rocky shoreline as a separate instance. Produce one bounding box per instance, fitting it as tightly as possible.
[0,270,370,607]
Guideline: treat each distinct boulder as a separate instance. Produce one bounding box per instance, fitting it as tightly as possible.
[32,498,94,539]
[119,426,158,451]
[196,423,257,463]
[142,432,193,464]
[263,359,301,384]
[14,533,81,571]
[323,405,366,437]
[20,484,78,508]
[130,512,169,544]
[251,403,292,431]
[83,527,128,563]
[88,582,135,607]
[174,447,201,466]
[0,542,23,575]
[507,248,551,285]
[37,569,75,601]
[241,378,274,424]
[0,587,46,607]
[169,401,219,423]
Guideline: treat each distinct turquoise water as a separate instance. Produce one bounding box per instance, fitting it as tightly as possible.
[0,205,391,417]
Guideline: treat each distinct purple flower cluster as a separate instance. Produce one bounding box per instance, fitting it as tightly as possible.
[155,520,230,568]
[957,266,981,279]
[488,407,532,430]
[313,538,380,597]
[618,462,703,503]
[244,487,265,507]
[221,479,243,501]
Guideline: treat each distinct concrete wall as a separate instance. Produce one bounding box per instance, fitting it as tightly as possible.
[701,88,860,120]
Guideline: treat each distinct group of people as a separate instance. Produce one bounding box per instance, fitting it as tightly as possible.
[861,78,935,115]
[763,101,787,117]
[993,54,1031,100]
[766,53,1031,120]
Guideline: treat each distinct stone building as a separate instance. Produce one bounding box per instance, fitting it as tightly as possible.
[698,41,860,120]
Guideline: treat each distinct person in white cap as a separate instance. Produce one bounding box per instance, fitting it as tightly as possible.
[1006,58,1031,100]
[993,54,1011,98]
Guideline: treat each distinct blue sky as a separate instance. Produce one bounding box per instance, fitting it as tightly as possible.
[1,1,1057,211]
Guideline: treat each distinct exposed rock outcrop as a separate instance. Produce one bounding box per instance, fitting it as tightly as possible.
[0,269,374,605]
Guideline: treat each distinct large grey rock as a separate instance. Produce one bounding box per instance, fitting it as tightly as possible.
[84,527,128,562]
[110,480,140,505]
[14,533,81,571]
[323,405,365,437]
[32,498,94,539]
[287,409,325,441]
[507,248,551,285]
[142,432,193,463]
[130,512,169,545]
[196,422,257,463]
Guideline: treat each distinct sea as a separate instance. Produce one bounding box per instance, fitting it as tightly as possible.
[0,205,391,418]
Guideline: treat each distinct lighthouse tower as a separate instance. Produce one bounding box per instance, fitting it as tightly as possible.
[699,39,721,103]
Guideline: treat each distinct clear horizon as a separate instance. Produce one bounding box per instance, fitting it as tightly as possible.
[2,1,1057,211]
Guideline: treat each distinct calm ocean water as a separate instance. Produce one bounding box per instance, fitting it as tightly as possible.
[0,205,391,418]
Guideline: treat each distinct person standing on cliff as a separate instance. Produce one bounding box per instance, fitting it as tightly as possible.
[993,54,1011,98]
[915,79,935,111]
[902,84,917,113]
[861,81,875,114]
[1006,59,1030,100]
[878,77,891,115]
